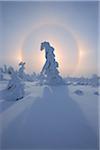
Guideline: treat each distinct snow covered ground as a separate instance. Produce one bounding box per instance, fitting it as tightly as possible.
[0,79,99,150]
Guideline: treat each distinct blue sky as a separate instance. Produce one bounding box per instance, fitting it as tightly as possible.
[0,1,99,76]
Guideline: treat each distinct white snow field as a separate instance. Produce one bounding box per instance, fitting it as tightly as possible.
[0,79,99,150]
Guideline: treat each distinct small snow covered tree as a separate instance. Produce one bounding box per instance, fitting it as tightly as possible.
[40,41,65,85]
[7,68,24,100]
[91,74,99,87]
[18,62,36,82]
[3,64,8,73]
[8,66,14,74]
[0,69,3,80]
[18,62,26,80]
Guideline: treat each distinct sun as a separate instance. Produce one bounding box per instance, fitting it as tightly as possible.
[17,51,23,62]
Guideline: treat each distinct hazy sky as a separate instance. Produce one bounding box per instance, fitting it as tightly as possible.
[0,1,99,76]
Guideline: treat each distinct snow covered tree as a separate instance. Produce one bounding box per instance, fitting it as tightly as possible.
[0,67,3,73]
[0,69,3,80]
[8,66,14,74]
[18,62,26,80]
[3,64,8,73]
[7,68,24,100]
[91,74,99,87]
[40,41,65,85]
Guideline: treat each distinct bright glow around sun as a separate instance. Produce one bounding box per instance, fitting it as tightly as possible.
[1,2,98,76]
[79,50,86,59]
[17,51,23,62]
[22,24,79,76]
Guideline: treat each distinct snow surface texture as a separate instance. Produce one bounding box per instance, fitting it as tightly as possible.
[0,78,99,150]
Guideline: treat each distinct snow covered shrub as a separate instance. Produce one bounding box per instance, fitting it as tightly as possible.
[7,69,25,100]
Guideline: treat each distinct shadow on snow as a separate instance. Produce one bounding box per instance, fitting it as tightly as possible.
[1,85,98,149]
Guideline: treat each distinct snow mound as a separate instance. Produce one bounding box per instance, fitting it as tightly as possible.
[94,91,99,96]
[74,89,84,96]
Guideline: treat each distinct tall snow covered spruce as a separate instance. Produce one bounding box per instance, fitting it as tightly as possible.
[40,41,65,85]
